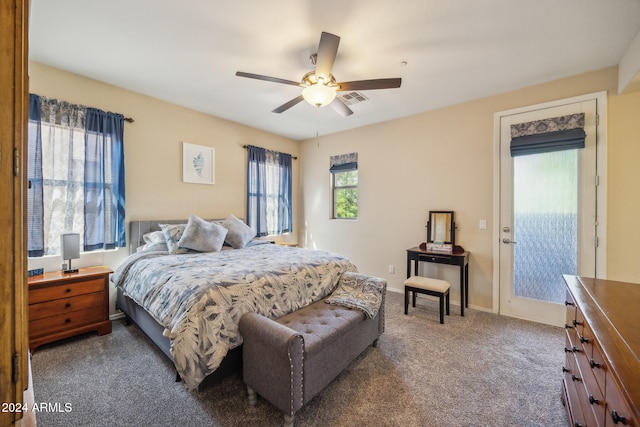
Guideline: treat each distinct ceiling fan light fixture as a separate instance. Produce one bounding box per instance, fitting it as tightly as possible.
[302,78,337,107]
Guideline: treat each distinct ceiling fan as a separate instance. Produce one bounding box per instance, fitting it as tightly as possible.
[236,32,402,117]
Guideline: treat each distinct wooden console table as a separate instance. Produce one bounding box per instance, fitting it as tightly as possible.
[406,247,470,316]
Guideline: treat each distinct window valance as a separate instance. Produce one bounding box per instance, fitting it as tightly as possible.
[329,152,358,173]
[510,113,585,157]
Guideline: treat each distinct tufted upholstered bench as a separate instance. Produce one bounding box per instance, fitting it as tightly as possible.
[404,275,450,323]
[239,279,386,427]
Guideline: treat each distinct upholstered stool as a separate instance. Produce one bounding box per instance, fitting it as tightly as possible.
[404,276,450,323]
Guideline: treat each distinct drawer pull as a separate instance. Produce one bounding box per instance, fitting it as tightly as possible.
[574,423,583,427]
[64,318,71,323]
[564,300,575,306]
[611,410,627,425]
[588,395,600,405]
[579,336,590,344]
[565,324,573,329]
[572,346,580,353]
[573,319,583,326]
[65,288,72,293]
[571,374,581,382]
[65,303,71,308]
[564,347,572,353]
[589,359,601,369]
[562,367,569,373]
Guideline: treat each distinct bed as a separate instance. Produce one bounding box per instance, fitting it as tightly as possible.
[112,217,357,390]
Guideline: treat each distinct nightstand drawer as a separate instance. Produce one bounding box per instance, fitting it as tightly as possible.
[30,277,105,304]
[29,292,104,320]
[29,306,105,337]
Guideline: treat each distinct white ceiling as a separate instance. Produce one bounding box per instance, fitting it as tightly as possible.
[29,0,640,141]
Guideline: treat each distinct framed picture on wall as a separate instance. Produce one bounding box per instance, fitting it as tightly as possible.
[182,142,215,185]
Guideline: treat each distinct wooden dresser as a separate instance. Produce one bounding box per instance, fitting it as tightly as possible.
[562,275,640,427]
[28,266,113,352]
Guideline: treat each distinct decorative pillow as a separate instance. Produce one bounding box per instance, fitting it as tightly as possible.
[178,214,227,253]
[325,272,386,318]
[159,223,192,254]
[222,214,255,249]
[137,230,169,252]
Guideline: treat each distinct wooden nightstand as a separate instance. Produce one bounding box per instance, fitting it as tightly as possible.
[28,266,113,352]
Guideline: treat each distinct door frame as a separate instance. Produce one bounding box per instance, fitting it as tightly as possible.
[491,91,608,318]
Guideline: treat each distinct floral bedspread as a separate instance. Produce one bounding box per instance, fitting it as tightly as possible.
[111,243,356,390]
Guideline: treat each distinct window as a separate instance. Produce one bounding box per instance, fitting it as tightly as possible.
[246,145,292,236]
[27,95,126,257]
[330,153,358,219]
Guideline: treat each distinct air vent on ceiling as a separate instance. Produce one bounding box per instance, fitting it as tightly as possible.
[338,91,369,106]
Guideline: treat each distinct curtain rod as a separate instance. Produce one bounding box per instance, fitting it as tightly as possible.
[242,145,297,160]
[124,117,135,123]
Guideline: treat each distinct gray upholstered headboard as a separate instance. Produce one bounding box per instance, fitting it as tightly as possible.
[128,218,226,254]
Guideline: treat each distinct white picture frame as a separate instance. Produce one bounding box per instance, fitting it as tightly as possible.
[182,142,215,184]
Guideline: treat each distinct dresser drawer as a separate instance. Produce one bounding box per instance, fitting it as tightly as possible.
[564,352,588,427]
[29,291,104,320]
[576,349,606,424]
[590,342,606,396]
[30,277,105,304]
[29,306,105,338]
[606,378,637,427]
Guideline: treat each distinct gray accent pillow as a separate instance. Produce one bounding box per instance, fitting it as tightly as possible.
[222,214,255,249]
[178,214,227,253]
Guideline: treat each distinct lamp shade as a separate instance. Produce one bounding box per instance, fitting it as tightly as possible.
[302,83,337,107]
[61,233,80,260]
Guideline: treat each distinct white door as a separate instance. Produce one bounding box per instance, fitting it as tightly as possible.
[497,96,602,326]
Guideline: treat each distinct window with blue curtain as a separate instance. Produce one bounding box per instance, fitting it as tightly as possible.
[246,145,292,236]
[27,94,126,257]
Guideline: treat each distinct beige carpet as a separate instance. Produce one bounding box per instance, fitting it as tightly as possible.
[31,291,567,426]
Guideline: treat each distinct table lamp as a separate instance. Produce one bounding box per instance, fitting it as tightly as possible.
[61,233,80,273]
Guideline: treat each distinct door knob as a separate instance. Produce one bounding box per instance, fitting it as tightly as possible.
[502,238,517,244]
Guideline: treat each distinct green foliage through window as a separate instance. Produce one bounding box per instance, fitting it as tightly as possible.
[333,170,358,219]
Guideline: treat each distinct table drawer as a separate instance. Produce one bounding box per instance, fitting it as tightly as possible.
[29,306,105,338]
[418,254,451,264]
[29,292,104,320]
[30,277,105,303]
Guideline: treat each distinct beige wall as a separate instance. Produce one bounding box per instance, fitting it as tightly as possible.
[29,62,639,315]
[28,62,300,312]
[300,66,640,310]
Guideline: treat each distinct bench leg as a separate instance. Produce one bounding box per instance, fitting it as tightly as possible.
[412,290,417,307]
[284,413,294,427]
[439,295,445,324]
[247,385,257,406]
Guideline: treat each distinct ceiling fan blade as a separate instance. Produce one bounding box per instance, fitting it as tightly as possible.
[337,78,402,91]
[272,95,305,114]
[330,98,354,117]
[236,71,301,87]
[315,32,340,80]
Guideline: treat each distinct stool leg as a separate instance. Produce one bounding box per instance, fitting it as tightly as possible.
[412,290,417,307]
[446,291,450,316]
[404,287,409,314]
[439,295,445,324]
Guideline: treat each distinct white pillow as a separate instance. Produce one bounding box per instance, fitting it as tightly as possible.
[222,214,255,249]
[178,214,227,253]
